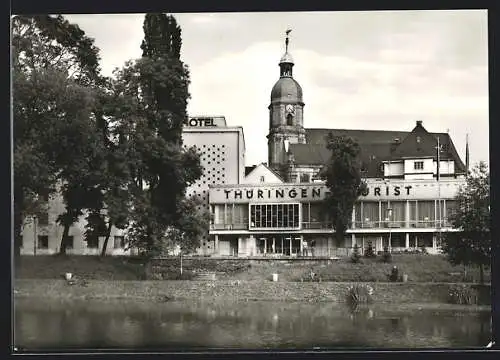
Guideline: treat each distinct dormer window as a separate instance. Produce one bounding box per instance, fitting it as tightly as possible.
[414,161,424,170]
[260,176,265,183]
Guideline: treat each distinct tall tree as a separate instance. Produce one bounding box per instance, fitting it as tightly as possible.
[111,14,202,256]
[321,134,367,244]
[441,162,490,284]
[12,14,105,256]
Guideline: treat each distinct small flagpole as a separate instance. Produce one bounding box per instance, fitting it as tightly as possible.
[466,133,470,173]
[437,136,442,248]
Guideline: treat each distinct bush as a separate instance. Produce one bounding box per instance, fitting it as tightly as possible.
[388,266,399,282]
[448,284,477,305]
[381,246,392,263]
[364,241,376,258]
[346,284,374,305]
[300,269,321,282]
[351,244,362,263]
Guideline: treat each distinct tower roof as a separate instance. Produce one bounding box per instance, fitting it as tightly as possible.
[280,51,294,64]
[271,29,302,104]
[270,77,303,103]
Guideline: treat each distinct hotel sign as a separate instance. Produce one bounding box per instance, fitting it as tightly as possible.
[209,181,463,204]
[183,116,227,128]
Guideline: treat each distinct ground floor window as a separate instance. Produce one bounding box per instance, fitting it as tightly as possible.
[389,233,405,247]
[87,235,99,249]
[65,236,74,249]
[256,235,301,256]
[38,235,49,249]
[114,236,126,249]
[409,233,434,247]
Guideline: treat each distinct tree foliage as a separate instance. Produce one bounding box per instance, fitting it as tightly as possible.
[163,196,210,256]
[110,13,202,256]
[13,14,111,255]
[13,13,203,258]
[441,162,490,283]
[321,134,367,243]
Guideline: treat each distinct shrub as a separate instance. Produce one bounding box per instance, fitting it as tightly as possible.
[448,284,477,305]
[388,266,399,282]
[419,245,428,255]
[346,284,374,305]
[351,244,362,263]
[364,241,376,258]
[300,269,321,282]
[381,246,392,263]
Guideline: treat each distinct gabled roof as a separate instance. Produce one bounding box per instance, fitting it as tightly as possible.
[245,162,285,182]
[287,122,466,177]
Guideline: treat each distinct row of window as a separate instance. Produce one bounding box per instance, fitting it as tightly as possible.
[213,200,457,229]
[250,204,300,229]
[22,235,126,250]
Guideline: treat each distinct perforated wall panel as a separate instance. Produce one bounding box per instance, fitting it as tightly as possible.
[182,129,244,254]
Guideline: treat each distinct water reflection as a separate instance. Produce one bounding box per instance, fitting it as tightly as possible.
[14,298,491,350]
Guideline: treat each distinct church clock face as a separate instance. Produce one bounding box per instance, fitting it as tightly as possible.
[285,104,295,115]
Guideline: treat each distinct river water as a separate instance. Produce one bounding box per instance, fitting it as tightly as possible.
[14,298,491,351]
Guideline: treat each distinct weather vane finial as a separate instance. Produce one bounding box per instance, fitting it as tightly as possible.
[285,28,292,52]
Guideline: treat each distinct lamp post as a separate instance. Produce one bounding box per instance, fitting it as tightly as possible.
[435,136,443,251]
[386,207,393,252]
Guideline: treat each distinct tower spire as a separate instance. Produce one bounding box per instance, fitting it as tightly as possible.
[285,28,291,52]
[279,29,294,77]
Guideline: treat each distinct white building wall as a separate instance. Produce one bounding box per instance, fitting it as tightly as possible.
[383,162,404,177]
[404,158,434,176]
[183,127,245,255]
[433,160,455,176]
[243,163,283,184]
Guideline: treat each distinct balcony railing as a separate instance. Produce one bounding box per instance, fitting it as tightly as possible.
[210,223,248,230]
[211,219,453,231]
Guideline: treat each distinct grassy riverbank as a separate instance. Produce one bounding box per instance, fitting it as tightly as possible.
[15,254,491,283]
[14,279,491,306]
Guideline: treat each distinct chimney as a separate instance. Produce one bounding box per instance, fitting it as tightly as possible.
[416,120,423,127]
[390,138,401,152]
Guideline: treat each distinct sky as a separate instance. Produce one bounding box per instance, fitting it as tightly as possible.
[65,10,489,168]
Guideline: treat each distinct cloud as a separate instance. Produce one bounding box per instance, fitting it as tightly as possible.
[62,11,489,168]
[187,39,488,167]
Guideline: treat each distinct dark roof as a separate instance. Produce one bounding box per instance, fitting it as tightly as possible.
[245,165,257,176]
[289,123,466,177]
[262,163,286,182]
[270,77,303,104]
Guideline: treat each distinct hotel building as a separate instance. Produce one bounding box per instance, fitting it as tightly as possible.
[19,33,468,257]
[207,33,468,257]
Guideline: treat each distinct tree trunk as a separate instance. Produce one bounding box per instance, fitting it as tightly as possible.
[14,207,23,259]
[479,264,485,284]
[180,251,183,275]
[59,223,71,255]
[13,190,24,259]
[100,221,113,257]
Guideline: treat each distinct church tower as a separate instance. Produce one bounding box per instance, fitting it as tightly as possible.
[267,29,306,173]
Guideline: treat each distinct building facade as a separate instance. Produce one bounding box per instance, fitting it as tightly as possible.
[19,32,468,258]
[207,31,468,257]
[209,178,463,257]
[20,116,245,256]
